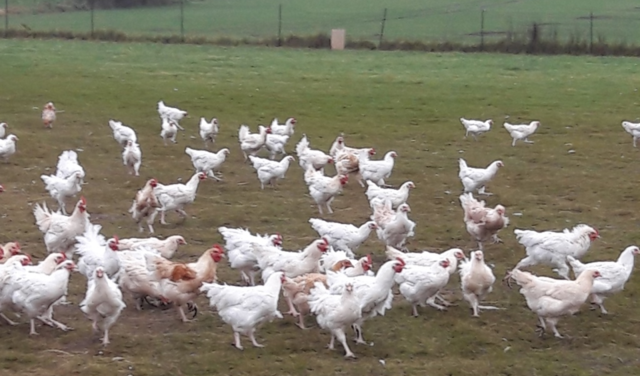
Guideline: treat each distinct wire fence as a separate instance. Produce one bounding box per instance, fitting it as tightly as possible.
[3,1,640,49]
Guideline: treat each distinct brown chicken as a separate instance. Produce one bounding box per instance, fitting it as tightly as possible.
[146,253,197,282]
[129,178,160,234]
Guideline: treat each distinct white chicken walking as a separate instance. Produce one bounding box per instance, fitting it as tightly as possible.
[621,121,640,147]
[200,271,285,350]
[296,134,334,171]
[365,180,414,209]
[458,158,503,195]
[459,250,498,317]
[153,172,207,225]
[160,117,181,145]
[199,117,219,148]
[33,197,91,258]
[157,100,188,122]
[238,125,271,161]
[55,150,85,185]
[108,119,137,148]
[359,151,397,187]
[304,167,349,215]
[566,245,639,314]
[370,199,415,250]
[40,171,83,215]
[503,120,540,146]
[249,155,296,189]
[185,147,230,181]
[74,224,121,280]
[0,134,18,162]
[309,218,378,258]
[117,235,187,259]
[396,258,451,316]
[79,266,126,346]
[122,140,142,176]
[460,118,492,141]
[270,117,296,137]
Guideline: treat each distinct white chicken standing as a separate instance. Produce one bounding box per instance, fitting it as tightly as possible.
[621,121,640,147]
[460,118,492,141]
[0,134,18,162]
[566,245,639,314]
[79,266,126,346]
[33,197,91,258]
[308,282,361,358]
[264,133,290,160]
[157,100,188,122]
[252,238,329,282]
[513,224,600,279]
[459,250,498,317]
[503,121,540,146]
[304,167,349,215]
[185,147,230,181]
[359,151,397,187]
[218,227,282,286]
[249,155,296,189]
[238,124,271,161]
[200,271,285,350]
[117,235,187,259]
[122,140,142,176]
[370,199,415,250]
[160,117,181,145]
[42,102,56,128]
[296,134,334,171]
[270,117,296,137]
[458,158,503,195]
[40,171,83,215]
[365,180,415,209]
[153,172,207,225]
[199,117,219,148]
[459,192,509,250]
[309,218,378,257]
[55,150,85,185]
[396,258,451,316]
[0,122,7,138]
[74,224,121,280]
[506,268,601,338]
[108,119,137,148]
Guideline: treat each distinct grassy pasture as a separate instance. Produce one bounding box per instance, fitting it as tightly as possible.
[0,39,640,375]
[5,0,640,43]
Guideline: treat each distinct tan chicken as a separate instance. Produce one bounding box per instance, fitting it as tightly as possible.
[42,102,56,128]
[129,178,160,234]
[459,192,509,250]
[459,250,499,317]
[334,148,376,187]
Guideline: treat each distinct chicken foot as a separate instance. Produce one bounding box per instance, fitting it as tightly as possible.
[332,328,356,358]
[248,329,264,348]
[177,305,196,323]
[233,332,244,350]
[0,313,18,326]
[284,296,300,317]
[477,186,493,196]
[351,324,367,345]
[434,293,456,307]
[426,297,448,311]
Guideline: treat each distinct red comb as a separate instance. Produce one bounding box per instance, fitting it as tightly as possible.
[395,257,406,266]
[80,196,86,205]
[367,254,372,264]
[61,253,67,260]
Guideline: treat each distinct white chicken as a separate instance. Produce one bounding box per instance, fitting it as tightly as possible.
[33,197,91,258]
[513,224,600,279]
[0,134,18,162]
[566,245,639,314]
[40,171,83,215]
[153,172,207,225]
[129,178,160,233]
[9,260,76,335]
[329,134,372,159]
[459,192,509,250]
[117,235,187,259]
[199,271,285,350]
[252,238,329,282]
[238,124,271,161]
[42,102,56,128]
[308,282,361,358]
[459,250,498,317]
[185,147,230,181]
[0,122,7,138]
[396,258,451,316]
[157,100,188,122]
[296,135,333,171]
[122,140,142,176]
[370,199,415,250]
[115,248,167,310]
[460,118,492,141]
[108,119,137,148]
[55,150,85,185]
[359,151,397,187]
[327,258,406,344]
[505,268,601,338]
[79,266,126,346]
[458,158,504,195]
[365,180,414,209]
[309,218,378,257]
[218,227,282,286]
[304,167,349,215]
[264,133,290,160]
[621,121,640,147]
[199,117,219,148]
[503,121,540,146]
[74,224,121,280]
[249,155,296,189]
[160,117,181,145]
[270,117,296,137]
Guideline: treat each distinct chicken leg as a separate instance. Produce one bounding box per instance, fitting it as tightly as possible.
[352,324,367,345]
[284,296,300,317]
[334,328,356,358]
[0,313,18,326]
[477,186,493,196]
[177,305,196,323]
[426,297,448,311]
[249,329,264,348]
[233,332,244,350]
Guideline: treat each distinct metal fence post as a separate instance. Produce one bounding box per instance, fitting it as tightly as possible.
[480,8,485,51]
[589,11,593,53]
[379,8,387,49]
[90,0,94,38]
[278,4,282,46]
[180,0,184,41]
[4,0,8,38]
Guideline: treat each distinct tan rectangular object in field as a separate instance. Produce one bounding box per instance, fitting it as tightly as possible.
[331,29,345,50]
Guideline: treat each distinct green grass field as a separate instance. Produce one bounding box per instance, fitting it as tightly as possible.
[5,0,640,43]
[1,39,640,375]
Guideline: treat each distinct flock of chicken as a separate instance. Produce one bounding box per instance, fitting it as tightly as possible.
[0,102,637,359]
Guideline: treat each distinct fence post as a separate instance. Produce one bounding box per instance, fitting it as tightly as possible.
[180,0,184,41]
[90,0,94,38]
[277,4,282,46]
[480,8,485,51]
[589,11,593,53]
[4,0,7,38]
[379,8,387,49]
